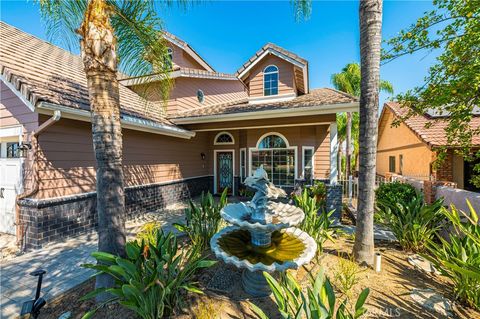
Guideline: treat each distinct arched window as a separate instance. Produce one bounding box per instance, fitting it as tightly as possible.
[263,65,279,96]
[164,47,173,70]
[214,132,234,145]
[251,133,295,186]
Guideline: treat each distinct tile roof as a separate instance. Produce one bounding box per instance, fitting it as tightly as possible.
[384,102,480,147]
[171,88,357,119]
[176,67,238,80]
[236,43,308,77]
[0,21,176,126]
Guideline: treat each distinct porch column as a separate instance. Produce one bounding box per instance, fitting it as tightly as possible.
[329,122,338,184]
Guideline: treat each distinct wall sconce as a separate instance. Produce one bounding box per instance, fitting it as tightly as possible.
[200,152,206,161]
[18,143,32,158]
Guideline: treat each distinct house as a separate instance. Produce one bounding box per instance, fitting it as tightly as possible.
[0,22,357,249]
[377,102,480,192]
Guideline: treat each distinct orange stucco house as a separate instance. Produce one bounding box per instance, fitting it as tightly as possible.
[0,22,357,249]
[377,102,480,192]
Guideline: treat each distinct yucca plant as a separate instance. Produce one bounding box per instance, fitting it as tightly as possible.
[294,189,337,254]
[174,188,228,251]
[81,230,216,318]
[424,202,480,310]
[249,267,370,319]
[375,194,444,252]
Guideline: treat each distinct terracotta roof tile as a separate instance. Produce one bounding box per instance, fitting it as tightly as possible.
[0,21,177,127]
[385,102,480,147]
[171,88,357,119]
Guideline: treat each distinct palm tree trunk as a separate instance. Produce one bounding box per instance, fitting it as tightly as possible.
[80,0,126,295]
[346,112,352,177]
[353,0,383,266]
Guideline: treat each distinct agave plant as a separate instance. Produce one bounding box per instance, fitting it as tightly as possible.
[375,194,444,252]
[174,188,228,251]
[249,267,370,319]
[81,230,216,319]
[294,189,337,254]
[424,202,480,310]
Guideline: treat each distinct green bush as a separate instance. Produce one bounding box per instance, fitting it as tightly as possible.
[174,189,228,251]
[81,230,216,319]
[249,267,370,319]
[307,181,327,206]
[294,189,336,254]
[425,202,480,310]
[376,194,444,252]
[375,181,417,209]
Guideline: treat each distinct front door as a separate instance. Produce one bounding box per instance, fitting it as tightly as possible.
[216,151,233,194]
[0,140,22,235]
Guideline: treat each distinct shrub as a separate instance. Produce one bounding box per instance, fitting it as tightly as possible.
[174,189,228,251]
[425,202,480,310]
[249,267,370,319]
[294,189,336,254]
[82,230,216,319]
[307,180,327,206]
[375,181,417,209]
[376,194,444,252]
[333,254,363,299]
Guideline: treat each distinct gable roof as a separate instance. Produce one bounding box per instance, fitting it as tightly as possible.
[0,22,194,138]
[382,102,480,147]
[236,43,309,94]
[171,88,357,123]
[163,31,215,72]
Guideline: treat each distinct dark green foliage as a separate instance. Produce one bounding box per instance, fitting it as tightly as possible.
[375,182,417,210]
[425,203,480,310]
[376,194,444,252]
[174,189,228,251]
[306,181,327,207]
[249,267,370,319]
[81,230,216,319]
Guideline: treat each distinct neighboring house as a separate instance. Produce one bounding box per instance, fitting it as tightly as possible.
[377,102,480,192]
[0,22,357,249]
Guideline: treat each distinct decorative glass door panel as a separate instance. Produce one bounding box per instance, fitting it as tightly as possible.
[217,152,233,194]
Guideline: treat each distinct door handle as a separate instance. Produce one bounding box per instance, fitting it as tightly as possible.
[0,188,4,198]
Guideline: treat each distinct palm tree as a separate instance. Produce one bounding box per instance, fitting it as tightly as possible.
[38,0,172,293]
[353,0,384,266]
[332,62,393,176]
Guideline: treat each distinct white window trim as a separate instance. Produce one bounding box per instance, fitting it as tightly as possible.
[214,131,235,145]
[263,64,279,97]
[213,149,235,194]
[302,146,315,183]
[240,148,246,183]
[255,132,290,148]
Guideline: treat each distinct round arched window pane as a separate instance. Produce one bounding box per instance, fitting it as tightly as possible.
[264,65,278,73]
[197,89,204,103]
[258,134,287,149]
[215,133,233,144]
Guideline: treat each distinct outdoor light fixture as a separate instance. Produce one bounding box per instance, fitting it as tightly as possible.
[18,142,32,158]
[201,152,206,160]
[20,269,47,319]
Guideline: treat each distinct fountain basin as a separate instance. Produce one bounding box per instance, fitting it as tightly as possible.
[221,202,305,232]
[210,225,317,273]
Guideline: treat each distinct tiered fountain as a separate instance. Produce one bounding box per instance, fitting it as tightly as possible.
[210,166,317,297]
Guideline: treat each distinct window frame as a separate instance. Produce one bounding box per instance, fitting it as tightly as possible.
[399,154,403,175]
[263,64,279,97]
[240,148,246,183]
[214,131,235,145]
[389,156,396,173]
[164,47,173,70]
[302,146,315,185]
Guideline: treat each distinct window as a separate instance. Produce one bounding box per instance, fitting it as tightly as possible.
[251,133,295,186]
[197,89,205,103]
[263,65,278,96]
[399,154,403,175]
[303,147,314,184]
[240,148,246,182]
[6,142,20,158]
[164,47,173,70]
[389,156,396,173]
[214,132,234,145]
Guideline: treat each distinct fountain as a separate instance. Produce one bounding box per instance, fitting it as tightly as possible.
[210,166,317,297]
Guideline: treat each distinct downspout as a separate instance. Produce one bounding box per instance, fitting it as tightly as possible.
[15,110,61,249]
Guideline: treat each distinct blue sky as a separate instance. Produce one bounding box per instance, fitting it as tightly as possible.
[1,0,437,107]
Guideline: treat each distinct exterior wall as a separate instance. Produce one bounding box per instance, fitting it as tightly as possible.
[0,82,38,133]
[377,108,433,178]
[433,149,454,182]
[452,154,464,189]
[168,42,206,70]
[36,115,210,198]
[244,54,296,98]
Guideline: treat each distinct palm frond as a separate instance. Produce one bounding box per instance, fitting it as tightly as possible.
[290,0,312,21]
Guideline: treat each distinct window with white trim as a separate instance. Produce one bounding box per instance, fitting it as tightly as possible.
[164,47,173,70]
[240,148,246,183]
[214,132,234,145]
[251,133,295,186]
[263,65,279,96]
[303,146,314,184]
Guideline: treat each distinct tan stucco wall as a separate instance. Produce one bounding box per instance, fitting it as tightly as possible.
[377,108,433,178]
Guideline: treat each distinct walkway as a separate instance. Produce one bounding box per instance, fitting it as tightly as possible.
[0,203,186,319]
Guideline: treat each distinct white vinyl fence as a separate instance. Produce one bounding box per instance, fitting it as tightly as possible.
[436,186,480,215]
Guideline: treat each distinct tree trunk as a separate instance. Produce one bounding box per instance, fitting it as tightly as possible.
[346,112,352,177]
[79,0,126,296]
[353,0,383,266]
